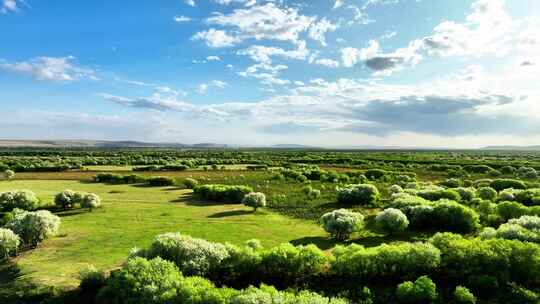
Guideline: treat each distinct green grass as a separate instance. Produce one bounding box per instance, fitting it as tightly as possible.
[0,180,327,289]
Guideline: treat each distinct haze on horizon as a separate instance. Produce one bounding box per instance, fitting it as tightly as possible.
[1,0,539,149]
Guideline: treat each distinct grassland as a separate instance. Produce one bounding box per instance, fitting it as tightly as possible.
[0,179,327,290]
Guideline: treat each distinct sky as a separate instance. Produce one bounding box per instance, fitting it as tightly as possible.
[1,0,539,148]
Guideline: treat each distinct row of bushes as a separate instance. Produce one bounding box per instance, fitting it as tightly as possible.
[127,232,540,301]
[94,173,174,186]
[0,190,41,211]
[133,164,189,171]
[481,215,540,243]
[54,190,102,211]
[193,184,253,203]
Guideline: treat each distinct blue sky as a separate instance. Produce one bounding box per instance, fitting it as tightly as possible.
[1,0,539,147]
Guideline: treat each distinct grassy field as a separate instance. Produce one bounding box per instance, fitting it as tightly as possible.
[0,179,327,289]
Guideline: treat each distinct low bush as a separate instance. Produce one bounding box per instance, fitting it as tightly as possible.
[375,208,409,235]
[402,199,480,233]
[5,209,61,246]
[79,265,106,291]
[517,167,538,179]
[490,179,527,191]
[3,169,14,180]
[242,192,266,211]
[481,215,540,243]
[365,169,387,180]
[396,276,438,304]
[0,190,41,211]
[183,178,199,189]
[417,187,461,202]
[477,187,498,201]
[453,286,476,304]
[320,209,364,241]
[146,176,175,186]
[455,187,477,202]
[336,184,380,207]
[54,190,81,210]
[81,193,101,211]
[0,228,20,259]
[194,184,253,203]
[95,173,146,184]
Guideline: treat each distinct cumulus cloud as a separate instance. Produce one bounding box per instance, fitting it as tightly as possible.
[191,29,242,48]
[206,55,221,61]
[0,56,97,82]
[184,0,196,7]
[212,0,256,6]
[1,0,26,13]
[205,3,314,44]
[195,80,228,94]
[308,17,339,46]
[237,41,308,64]
[313,58,340,68]
[238,63,290,86]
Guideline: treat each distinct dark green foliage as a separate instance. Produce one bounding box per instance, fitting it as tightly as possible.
[194,184,253,203]
[146,176,175,186]
[418,188,461,202]
[490,179,527,191]
[396,276,438,304]
[336,184,380,206]
[95,173,146,184]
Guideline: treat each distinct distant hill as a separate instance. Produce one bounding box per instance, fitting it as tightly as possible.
[481,145,540,151]
[0,140,225,149]
[272,144,318,148]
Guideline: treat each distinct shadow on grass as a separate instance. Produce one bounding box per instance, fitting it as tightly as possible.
[171,193,231,207]
[207,209,253,218]
[290,236,339,250]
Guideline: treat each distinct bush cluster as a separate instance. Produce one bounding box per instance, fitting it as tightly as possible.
[320,209,364,240]
[0,190,41,211]
[242,192,266,211]
[375,208,409,235]
[396,276,437,304]
[4,209,61,246]
[336,184,380,207]
[0,228,20,259]
[194,184,253,203]
[481,215,540,243]
[97,256,348,304]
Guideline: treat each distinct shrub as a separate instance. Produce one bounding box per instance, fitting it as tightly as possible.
[455,187,477,202]
[336,184,380,207]
[183,178,199,189]
[0,190,41,211]
[147,176,175,186]
[514,188,540,206]
[498,188,519,201]
[477,187,497,201]
[194,184,253,203]
[5,209,61,246]
[500,166,516,175]
[320,209,364,241]
[54,190,79,210]
[486,216,540,243]
[79,265,106,291]
[439,178,461,188]
[97,257,183,303]
[517,167,538,179]
[145,232,229,276]
[302,186,321,199]
[497,201,528,221]
[404,200,480,233]
[375,208,409,235]
[94,173,146,184]
[81,193,101,211]
[0,228,20,259]
[388,184,404,195]
[417,187,461,202]
[453,286,476,304]
[365,169,387,180]
[490,179,527,191]
[242,192,266,211]
[396,276,438,304]
[332,243,441,281]
[3,169,14,180]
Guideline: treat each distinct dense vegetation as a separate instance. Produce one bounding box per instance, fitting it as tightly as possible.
[1,148,540,303]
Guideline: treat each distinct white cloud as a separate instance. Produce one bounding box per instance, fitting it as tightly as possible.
[0,56,97,82]
[191,29,242,48]
[184,0,196,7]
[308,17,339,46]
[237,41,309,64]
[238,63,290,86]
[333,0,344,9]
[206,55,221,61]
[313,58,340,68]
[212,0,256,6]
[206,3,314,44]
[174,15,192,22]
[1,0,26,13]
[196,80,228,94]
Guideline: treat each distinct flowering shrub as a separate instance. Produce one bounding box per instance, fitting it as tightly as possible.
[481,216,540,243]
[320,209,364,241]
[242,192,266,211]
[0,190,41,211]
[388,184,404,195]
[3,170,14,180]
[145,232,229,276]
[0,228,20,258]
[194,184,253,203]
[81,193,101,211]
[54,190,80,210]
[5,209,60,246]
[376,208,409,234]
[336,184,380,206]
